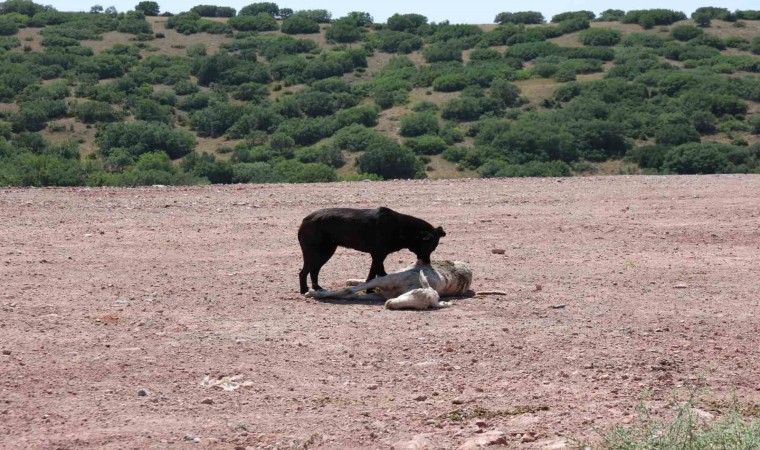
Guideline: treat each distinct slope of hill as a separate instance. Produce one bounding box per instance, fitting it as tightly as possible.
[0,2,758,186]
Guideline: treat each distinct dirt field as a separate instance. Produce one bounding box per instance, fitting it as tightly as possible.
[1,175,760,449]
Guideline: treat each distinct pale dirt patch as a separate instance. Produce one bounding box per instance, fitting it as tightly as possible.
[1,176,760,449]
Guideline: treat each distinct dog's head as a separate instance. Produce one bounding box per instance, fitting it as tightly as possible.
[411,226,446,264]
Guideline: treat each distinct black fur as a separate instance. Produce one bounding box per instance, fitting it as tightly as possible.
[298,207,446,294]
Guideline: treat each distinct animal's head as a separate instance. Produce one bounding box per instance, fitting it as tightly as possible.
[385,272,439,310]
[411,226,446,264]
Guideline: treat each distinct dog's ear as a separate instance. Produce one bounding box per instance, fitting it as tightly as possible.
[436,226,446,237]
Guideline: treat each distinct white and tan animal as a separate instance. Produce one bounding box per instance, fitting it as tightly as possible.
[305,260,473,310]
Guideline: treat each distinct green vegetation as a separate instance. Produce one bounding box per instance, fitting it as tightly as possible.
[601,390,760,449]
[0,1,758,186]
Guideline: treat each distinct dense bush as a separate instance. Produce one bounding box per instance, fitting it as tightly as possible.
[356,138,422,179]
[579,28,621,46]
[671,24,703,41]
[662,142,743,174]
[399,113,439,137]
[281,14,320,34]
[622,9,687,28]
[229,14,278,31]
[274,159,337,183]
[403,135,448,155]
[386,13,427,32]
[422,43,462,63]
[96,121,197,159]
[552,11,595,22]
[372,30,423,53]
[598,9,625,22]
[190,5,236,17]
[494,11,544,25]
[74,100,119,123]
[238,2,278,17]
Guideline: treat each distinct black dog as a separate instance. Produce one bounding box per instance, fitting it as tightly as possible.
[298,207,446,294]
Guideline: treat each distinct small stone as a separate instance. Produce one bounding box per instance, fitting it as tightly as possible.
[201,398,213,405]
[184,434,196,441]
[673,284,688,289]
[137,388,149,397]
[393,433,432,450]
[475,420,487,428]
[452,398,465,405]
[459,430,507,450]
[367,384,379,390]
[2,350,10,355]
[534,284,542,291]
[551,304,566,309]
[521,434,537,443]
[491,248,506,255]
[413,395,427,401]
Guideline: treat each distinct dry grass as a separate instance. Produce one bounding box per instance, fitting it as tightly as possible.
[425,154,478,179]
[514,78,560,106]
[41,118,99,156]
[15,26,42,52]
[0,102,20,114]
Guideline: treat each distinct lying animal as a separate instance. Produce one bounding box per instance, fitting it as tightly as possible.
[298,207,446,294]
[306,260,472,310]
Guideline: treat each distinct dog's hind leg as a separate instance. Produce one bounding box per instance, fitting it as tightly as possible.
[308,243,337,291]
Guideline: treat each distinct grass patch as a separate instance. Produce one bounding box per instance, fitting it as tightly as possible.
[442,405,549,422]
[598,389,760,449]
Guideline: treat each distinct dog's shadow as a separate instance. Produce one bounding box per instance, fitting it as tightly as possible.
[305,290,477,309]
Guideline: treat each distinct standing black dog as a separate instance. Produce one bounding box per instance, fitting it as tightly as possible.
[298,207,446,294]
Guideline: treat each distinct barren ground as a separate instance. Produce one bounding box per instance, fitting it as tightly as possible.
[1,175,759,449]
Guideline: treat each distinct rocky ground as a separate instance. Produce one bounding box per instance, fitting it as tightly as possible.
[1,175,759,449]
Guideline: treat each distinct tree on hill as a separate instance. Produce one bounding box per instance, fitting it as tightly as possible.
[239,2,278,17]
[134,1,159,16]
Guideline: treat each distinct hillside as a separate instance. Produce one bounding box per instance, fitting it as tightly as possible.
[0,3,759,185]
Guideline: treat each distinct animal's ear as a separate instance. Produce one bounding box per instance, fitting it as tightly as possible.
[420,231,433,241]
[418,271,430,289]
[436,226,446,237]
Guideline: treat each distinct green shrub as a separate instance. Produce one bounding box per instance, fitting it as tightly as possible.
[386,13,427,32]
[356,138,423,179]
[422,43,462,63]
[403,135,448,155]
[655,124,701,146]
[400,113,439,137]
[239,2,278,17]
[190,5,236,17]
[622,33,666,48]
[671,24,703,41]
[493,11,544,25]
[274,159,337,183]
[96,121,196,159]
[294,144,344,168]
[579,28,621,46]
[281,15,319,34]
[598,9,625,21]
[229,13,278,31]
[231,162,279,183]
[372,30,422,53]
[432,74,467,92]
[332,124,383,151]
[74,100,119,123]
[663,142,737,174]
